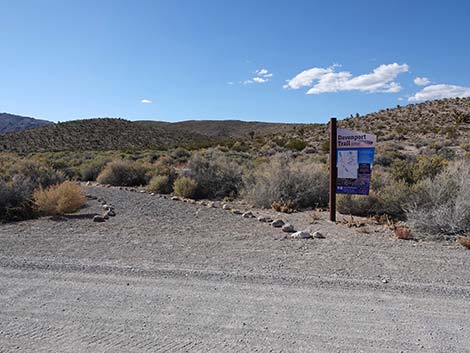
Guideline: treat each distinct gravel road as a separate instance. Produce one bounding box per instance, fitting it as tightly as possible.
[1,186,469,352]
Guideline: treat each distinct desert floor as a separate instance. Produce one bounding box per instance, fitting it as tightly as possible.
[1,186,469,352]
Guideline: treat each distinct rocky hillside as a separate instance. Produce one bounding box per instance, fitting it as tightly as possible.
[1,97,469,153]
[0,113,53,134]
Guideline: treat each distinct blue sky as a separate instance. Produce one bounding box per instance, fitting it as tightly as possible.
[1,0,469,123]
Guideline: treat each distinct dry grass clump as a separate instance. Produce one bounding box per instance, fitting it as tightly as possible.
[173,176,198,198]
[271,200,296,213]
[456,236,470,249]
[33,181,86,216]
[97,160,148,186]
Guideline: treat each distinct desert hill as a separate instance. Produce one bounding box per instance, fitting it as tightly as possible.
[0,113,53,134]
[1,97,469,153]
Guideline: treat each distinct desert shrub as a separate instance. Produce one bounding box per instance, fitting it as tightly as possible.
[5,160,64,188]
[375,150,406,167]
[391,156,447,184]
[171,147,191,163]
[244,155,328,209]
[173,176,198,198]
[33,181,86,216]
[406,161,470,238]
[80,158,110,181]
[146,175,172,194]
[96,160,148,186]
[321,140,330,154]
[186,152,243,199]
[337,172,412,220]
[151,156,177,178]
[0,160,65,222]
[0,176,37,221]
[285,138,307,151]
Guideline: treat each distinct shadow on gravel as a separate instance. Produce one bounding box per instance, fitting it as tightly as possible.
[49,213,98,222]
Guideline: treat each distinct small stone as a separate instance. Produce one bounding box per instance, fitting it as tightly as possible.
[171,196,181,201]
[271,219,285,228]
[232,209,243,215]
[222,204,231,210]
[312,231,325,239]
[103,213,109,220]
[207,201,215,208]
[257,216,273,223]
[282,223,295,233]
[242,212,255,218]
[290,231,312,239]
[86,181,91,186]
[102,204,111,210]
[106,209,116,217]
[382,279,388,284]
[139,190,145,193]
[150,193,155,196]
[93,215,106,223]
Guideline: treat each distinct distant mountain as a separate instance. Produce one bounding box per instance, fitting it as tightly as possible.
[0,113,54,134]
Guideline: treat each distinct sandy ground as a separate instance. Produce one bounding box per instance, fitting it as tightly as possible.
[0,186,469,352]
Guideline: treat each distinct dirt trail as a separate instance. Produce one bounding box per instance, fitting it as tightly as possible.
[1,187,469,352]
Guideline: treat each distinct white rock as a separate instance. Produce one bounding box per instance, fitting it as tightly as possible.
[312,231,325,239]
[282,223,295,233]
[290,231,312,239]
[271,219,285,228]
[171,196,181,201]
[93,215,106,223]
[222,204,231,210]
[242,212,255,218]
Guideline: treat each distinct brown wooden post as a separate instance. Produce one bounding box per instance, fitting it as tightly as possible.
[329,117,337,222]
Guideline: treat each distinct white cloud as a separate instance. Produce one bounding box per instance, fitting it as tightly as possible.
[409,84,470,101]
[283,67,335,90]
[141,99,152,104]
[414,77,431,86]
[284,63,409,94]
[241,68,273,85]
[253,77,268,83]
[256,68,273,78]
[227,81,234,85]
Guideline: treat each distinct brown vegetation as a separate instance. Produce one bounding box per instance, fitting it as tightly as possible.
[33,182,86,216]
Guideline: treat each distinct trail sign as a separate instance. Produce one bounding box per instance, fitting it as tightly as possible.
[328,118,376,222]
[336,128,376,195]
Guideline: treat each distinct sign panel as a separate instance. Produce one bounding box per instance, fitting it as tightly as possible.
[336,128,376,195]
